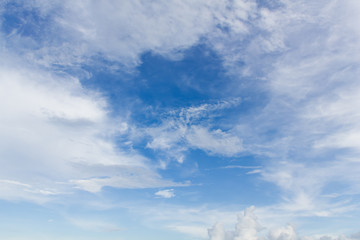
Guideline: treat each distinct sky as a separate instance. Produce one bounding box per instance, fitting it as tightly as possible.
[1,0,360,239]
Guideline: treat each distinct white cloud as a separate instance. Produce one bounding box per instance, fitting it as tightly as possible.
[246,169,261,175]
[145,100,244,163]
[0,179,54,203]
[209,222,228,240]
[72,172,186,194]
[5,0,257,69]
[268,225,297,240]
[186,126,243,156]
[207,207,359,240]
[207,207,265,240]
[260,159,360,217]
[225,0,360,218]
[155,189,175,199]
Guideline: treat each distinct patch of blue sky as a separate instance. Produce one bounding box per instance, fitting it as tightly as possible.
[0,1,58,48]
[145,149,278,206]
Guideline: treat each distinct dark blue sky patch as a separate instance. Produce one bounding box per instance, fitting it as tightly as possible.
[81,44,239,122]
[135,45,231,106]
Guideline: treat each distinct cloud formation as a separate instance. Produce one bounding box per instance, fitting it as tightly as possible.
[155,189,175,199]
[145,99,243,164]
[227,0,360,218]
[207,207,358,240]
[208,207,263,240]
[2,0,256,69]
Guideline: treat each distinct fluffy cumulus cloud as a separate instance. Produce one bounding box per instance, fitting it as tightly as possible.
[208,207,263,240]
[207,207,359,240]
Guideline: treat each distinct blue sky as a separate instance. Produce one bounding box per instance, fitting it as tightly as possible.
[1,0,360,239]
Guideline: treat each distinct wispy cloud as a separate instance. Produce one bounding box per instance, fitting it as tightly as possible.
[2,0,256,70]
[145,99,243,164]
[222,165,261,169]
[212,0,360,219]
